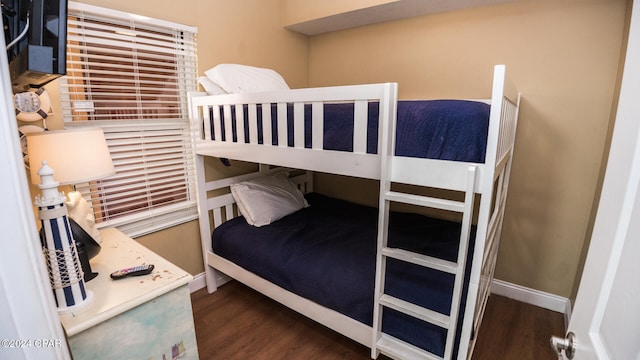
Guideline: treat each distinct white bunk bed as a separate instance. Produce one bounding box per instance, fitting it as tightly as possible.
[189,64,520,360]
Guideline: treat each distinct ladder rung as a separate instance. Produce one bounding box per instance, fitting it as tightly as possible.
[380,294,450,329]
[377,333,443,360]
[382,247,458,274]
[384,191,465,212]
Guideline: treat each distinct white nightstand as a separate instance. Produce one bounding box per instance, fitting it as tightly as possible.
[59,228,199,360]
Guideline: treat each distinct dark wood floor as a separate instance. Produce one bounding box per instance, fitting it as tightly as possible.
[191,281,564,359]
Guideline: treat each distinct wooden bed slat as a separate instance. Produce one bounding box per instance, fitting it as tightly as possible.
[277,103,287,147]
[203,105,212,141]
[235,103,245,143]
[294,102,305,148]
[212,105,221,141]
[223,105,233,142]
[354,100,368,153]
[312,102,323,150]
[248,103,258,144]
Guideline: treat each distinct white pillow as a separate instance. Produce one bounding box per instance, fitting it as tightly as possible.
[204,64,290,94]
[66,191,102,243]
[230,172,308,227]
[198,76,228,95]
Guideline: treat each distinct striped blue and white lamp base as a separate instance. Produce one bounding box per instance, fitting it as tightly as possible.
[35,161,92,313]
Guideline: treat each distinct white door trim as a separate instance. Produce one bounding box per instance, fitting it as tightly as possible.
[0,25,71,360]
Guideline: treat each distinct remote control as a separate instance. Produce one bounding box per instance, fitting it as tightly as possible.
[110,264,155,280]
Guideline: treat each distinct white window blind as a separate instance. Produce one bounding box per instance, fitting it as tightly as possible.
[59,2,199,237]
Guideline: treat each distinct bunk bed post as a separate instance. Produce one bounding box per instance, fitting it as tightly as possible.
[454,66,504,360]
[196,154,219,293]
[189,91,220,293]
[371,82,398,359]
[457,65,520,359]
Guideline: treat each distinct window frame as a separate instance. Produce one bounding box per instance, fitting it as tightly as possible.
[59,2,199,237]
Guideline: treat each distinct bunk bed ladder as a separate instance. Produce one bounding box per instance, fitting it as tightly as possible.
[372,167,478,360]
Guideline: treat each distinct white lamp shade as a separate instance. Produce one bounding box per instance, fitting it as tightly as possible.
[27,128,115,185]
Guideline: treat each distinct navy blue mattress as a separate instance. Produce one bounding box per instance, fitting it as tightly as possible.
[210,99,490,163]
[212,193,473,357]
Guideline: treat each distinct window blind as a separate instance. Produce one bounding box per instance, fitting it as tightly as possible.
[59,2,199,237]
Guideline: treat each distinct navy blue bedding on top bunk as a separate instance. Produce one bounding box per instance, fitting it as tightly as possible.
[211,99,490,163]
[212,193,474,357]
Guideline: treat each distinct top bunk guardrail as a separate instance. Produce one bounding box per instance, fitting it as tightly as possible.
[189,82,397,179]
[188,64,520,193]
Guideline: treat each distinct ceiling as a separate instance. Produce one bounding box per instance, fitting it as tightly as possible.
[285,0,517,36]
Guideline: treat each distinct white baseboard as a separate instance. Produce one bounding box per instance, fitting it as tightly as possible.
[491,278,571,329]
[188,272,207,293]
[189,272,572,329]
[188,271,231,294]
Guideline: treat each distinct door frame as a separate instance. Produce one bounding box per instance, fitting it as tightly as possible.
[0,19,71,360]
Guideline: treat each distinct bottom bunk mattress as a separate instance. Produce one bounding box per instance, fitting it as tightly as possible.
[212,193,473,357]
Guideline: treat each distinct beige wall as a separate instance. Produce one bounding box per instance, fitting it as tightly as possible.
[307,0,628,298]
[39,0,309,275]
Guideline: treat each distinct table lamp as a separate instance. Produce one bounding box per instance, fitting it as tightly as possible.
[26,128,115,312]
